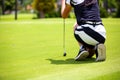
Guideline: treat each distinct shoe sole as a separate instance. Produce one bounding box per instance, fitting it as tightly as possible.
[75,51,89,61]
[96,44,106,62]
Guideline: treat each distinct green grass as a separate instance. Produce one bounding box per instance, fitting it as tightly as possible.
[0,13,36,21]
[0,15,120,80]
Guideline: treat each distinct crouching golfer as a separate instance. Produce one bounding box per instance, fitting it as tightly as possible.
[61,0,106,61]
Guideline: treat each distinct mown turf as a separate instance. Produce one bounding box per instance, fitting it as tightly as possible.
[0,15,120,80]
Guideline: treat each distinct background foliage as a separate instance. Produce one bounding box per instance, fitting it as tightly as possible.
[32,0,56,18]
[0,0,120,18]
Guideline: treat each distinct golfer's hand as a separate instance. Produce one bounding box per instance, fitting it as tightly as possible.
[61,0,71,18]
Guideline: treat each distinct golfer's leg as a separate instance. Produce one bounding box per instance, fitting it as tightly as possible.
[73,23,81,46]
[86,48,95,58]
[94,24,106,61]
[73,23,89,61]
[74,23,95,58]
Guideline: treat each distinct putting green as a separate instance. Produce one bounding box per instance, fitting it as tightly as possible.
[0,16,120,80]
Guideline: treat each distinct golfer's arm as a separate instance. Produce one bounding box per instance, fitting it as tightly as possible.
[61,2,72,18]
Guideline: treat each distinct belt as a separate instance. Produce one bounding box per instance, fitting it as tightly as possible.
[85,21,102,25]
[78,21,102,25]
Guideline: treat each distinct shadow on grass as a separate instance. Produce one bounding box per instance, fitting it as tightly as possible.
[46,58,96,65]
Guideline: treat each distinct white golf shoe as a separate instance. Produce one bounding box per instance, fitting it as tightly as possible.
[95,44,106,62]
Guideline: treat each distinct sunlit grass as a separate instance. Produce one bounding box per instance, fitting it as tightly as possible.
[0,15,120,80]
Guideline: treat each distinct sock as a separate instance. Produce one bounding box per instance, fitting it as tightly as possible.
[80,45,83,50]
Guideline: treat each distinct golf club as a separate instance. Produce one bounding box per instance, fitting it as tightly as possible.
[63,19,67,56]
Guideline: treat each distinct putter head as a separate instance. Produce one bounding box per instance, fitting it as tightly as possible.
[63,52,67,56]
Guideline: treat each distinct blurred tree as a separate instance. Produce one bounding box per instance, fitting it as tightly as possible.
[0,0,5,15]
[19,0,33,13]
[32,0,56,18]
[104,0,117,17]
[0,0,15,14]
[99,0,117,17]
[108,0,117,8]
[99,0,108,17]
[116,0,120,17]
[4,0,15,12]
[22,0,33,6]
